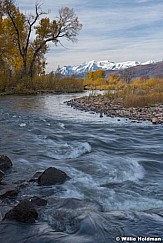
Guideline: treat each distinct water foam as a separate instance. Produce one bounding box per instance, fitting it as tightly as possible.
[19,123,26,127]
[106,158,145,183]
[47,142,91,160]
[58,122,65,129]
[122,159,145,182]
[99,191,163,211]
[60,167,99,200]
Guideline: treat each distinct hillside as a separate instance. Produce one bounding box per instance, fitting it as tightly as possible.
[106,61,163,79]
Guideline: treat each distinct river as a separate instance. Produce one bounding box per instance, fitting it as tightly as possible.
[0,93,163,243]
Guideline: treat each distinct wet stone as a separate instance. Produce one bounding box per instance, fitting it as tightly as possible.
[4,199,38,223]
[0,170,5,182]
[0,184,19,199]
[0,155,12,172]
[29,171,44,183]
[38,167,70,186]
[30,196,47,206]
[151,117,159,124]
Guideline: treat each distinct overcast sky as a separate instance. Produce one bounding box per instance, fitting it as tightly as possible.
[17,0,163,72]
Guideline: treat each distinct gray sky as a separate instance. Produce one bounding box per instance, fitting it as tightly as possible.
[17,0,163,72]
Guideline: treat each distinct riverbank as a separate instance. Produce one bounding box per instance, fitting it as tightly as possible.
[66,95,163,124]
[0,90,56,96]
[0,90,85,96]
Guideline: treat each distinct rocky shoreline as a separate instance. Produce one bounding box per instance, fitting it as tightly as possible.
[66,95,163,124]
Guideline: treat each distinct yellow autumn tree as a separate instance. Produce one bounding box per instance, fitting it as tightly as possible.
[86,70,105,80]
[84,70,106,89]
[1,0,82,84]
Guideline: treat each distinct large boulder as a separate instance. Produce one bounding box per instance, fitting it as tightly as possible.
[0,155,12,172]
[38,167,70,186]
[0,170,4,182]
[4,199,38,223]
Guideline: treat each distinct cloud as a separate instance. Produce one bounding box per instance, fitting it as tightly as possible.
[17,0,163,71]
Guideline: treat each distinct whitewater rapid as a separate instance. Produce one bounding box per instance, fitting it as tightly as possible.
[0,93,163,242]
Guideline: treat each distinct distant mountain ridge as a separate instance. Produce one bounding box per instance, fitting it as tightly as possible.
[60,60,155,76]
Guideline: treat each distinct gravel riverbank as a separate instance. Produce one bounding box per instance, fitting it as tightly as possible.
[66,95,163,124]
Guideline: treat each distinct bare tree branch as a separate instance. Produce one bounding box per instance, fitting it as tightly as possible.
[2,1,82,78]
[24,2,46,55]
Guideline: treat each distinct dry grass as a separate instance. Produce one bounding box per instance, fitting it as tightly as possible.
[116,78,163,107]
[85,72,163,108]
[123,92,163,107]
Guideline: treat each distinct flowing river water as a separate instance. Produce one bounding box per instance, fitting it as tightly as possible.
[0,93,163,243]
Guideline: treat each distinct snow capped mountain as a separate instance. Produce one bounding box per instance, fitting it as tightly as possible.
[59,60,155,76]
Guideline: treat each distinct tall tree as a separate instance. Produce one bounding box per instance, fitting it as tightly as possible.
[1,0,82,80]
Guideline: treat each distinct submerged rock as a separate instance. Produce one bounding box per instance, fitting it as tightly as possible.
[0,170,5,182]
[46,198,103,234]
[0,205,13,221]
[30,196,47,206]
[0,155,12,172]
[0,184,19,199]
[38,167,70,186]
[100,182,123,189]
[4,199,38,223]
[51,208,80,234]
[29,171,43,183]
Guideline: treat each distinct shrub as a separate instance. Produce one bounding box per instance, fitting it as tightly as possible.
[122,78,163,107]
[104,77,163,107]
[54,76,84,92]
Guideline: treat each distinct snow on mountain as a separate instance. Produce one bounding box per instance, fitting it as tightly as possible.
[59,60,155,76]
[141,60,155,65]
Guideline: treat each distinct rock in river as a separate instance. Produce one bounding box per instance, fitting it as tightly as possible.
[0,155,12,172]
[0,184,19,199]
[38,167,70,186]
[30,196,47,206]
[4,199,38,223]
[151,117,159,125]
[0,170,5,182]
[29,171,43,183]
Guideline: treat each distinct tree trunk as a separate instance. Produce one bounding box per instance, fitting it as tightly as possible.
[22,59,27,76]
